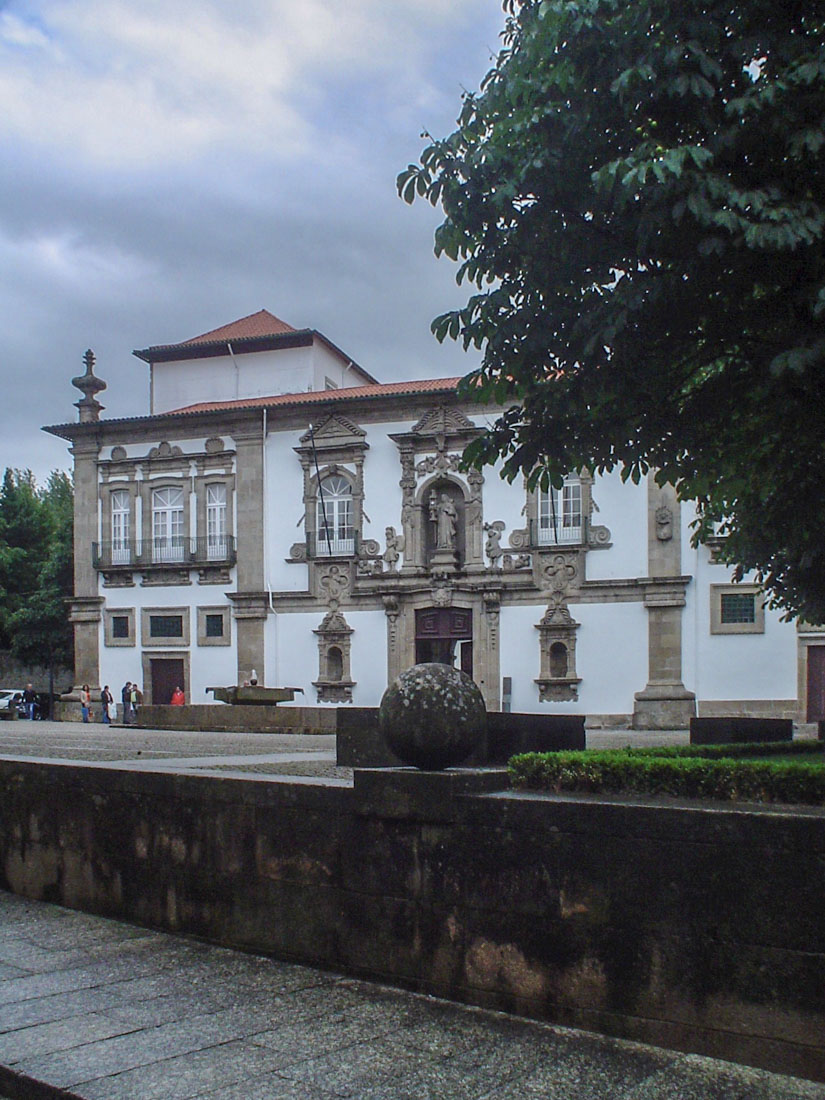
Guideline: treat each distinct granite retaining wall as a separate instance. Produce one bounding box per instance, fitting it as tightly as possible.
[0,759,823,1082]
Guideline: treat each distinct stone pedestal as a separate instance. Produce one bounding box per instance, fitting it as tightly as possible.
[632,682,696,730]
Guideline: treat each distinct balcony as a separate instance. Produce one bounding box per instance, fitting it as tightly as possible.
[306,531,358,559]
[92,536,237,571]
[530,518,585,547]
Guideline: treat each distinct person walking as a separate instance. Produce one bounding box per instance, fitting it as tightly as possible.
[121,681,133,725]
[100,685,113,724]
[22,684,37,721]
[80,684,91,723]
[130,683,142,722]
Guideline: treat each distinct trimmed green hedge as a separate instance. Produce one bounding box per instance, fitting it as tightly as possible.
[508,741,825,805]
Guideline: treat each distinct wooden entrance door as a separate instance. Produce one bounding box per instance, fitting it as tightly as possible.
[415,607,473,672]
[150,658,185,706]
[807,646,825,722]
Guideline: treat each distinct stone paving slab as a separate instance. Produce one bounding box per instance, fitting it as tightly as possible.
[1,891,823,1100]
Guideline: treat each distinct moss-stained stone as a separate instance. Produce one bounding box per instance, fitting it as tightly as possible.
[378,662,486,770]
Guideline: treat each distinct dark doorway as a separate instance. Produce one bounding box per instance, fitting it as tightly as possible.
[150,658,185,706]
[807,646,825,722]
[415,607,473,674]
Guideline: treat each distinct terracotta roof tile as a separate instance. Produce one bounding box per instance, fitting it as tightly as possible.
[180,309,295,345]
[168,377,463,414]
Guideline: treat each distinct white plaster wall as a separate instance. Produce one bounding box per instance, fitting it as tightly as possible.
[683,544,798,703]
[361,420,409,547]
[269,608,388,706]
[99,585,237,705]
[348,610,389,704]
[311,344,373,390]
[152,348,316,413]
[264,429,311,592]
[585,471,648,581]
[481,462,525,546]
[500,600,648,715]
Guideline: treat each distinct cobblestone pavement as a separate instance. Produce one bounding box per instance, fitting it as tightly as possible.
[1,891,823,1100]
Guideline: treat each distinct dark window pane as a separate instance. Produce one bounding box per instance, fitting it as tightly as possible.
[720,593,755,624]
[112,616,130,639]
[205,614,224,638]
[149,615,183,638]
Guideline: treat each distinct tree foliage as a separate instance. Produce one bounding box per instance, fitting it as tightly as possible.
[399,0,825,620]
[0,469,74,678]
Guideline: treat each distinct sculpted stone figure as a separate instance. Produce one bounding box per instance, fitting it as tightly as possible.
[433,492,458,549]
[383,526,404,570]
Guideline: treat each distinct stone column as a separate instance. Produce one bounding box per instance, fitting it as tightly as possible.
[232,424,267,684]
[632,478,696,729]
[67,437,103,695]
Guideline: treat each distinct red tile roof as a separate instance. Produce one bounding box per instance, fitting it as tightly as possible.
[181,310,295,345]
[168,377,463,414]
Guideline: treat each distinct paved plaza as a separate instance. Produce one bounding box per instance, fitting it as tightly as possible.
[1,720,822,1098]
[1,891,823,1100]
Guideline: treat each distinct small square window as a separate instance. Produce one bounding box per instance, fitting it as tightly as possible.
[711,585,764,634]
[720,593,755,625]
[105,607,135,647]
[197,606,231,646]
[149,615,184,638]
[205,614,224,638]
[112,616,130,639]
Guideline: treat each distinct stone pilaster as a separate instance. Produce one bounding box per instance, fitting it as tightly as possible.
[68,437,102,695]
[232,425,267,684]
[633,478,696,729]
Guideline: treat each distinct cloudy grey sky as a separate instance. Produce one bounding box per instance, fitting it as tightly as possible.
[0,0,504,482]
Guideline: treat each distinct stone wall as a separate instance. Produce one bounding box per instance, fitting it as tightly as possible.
[0,759,823,1082]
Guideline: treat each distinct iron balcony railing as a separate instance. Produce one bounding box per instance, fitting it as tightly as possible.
[92,535,237,570]
[529,517,585,547]
[306,530,358,559]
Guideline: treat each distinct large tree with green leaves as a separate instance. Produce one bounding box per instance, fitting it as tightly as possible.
[0,469,74,698]
[399,0,825,620]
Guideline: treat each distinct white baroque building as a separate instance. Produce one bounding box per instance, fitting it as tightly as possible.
[45,310,825,727]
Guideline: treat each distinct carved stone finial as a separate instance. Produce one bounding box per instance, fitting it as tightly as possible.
[72,349,107,423]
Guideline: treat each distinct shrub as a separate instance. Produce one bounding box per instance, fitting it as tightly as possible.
[508,742,825,805]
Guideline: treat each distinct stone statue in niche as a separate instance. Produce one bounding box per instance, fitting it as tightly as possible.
[383,527,404,571]
[431,491,458,549]
[656,505,674,541]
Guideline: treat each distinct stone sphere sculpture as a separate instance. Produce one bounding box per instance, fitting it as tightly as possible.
[379,663,486,770]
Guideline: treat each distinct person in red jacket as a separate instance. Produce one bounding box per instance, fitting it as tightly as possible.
[170,686,185,706]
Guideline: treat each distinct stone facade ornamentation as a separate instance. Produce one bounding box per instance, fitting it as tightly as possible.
[71,349,106,423]
[318,564,350,608]
[535,597,581,702]
[431,573,454,607]
[484,521,505,567]
[540,553,578,594]
[313,608,355,703]
[656,505,674,541]
[382,527,404,571]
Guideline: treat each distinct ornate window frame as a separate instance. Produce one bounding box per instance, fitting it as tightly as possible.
[293,414,369,562]
[522,469,611,551]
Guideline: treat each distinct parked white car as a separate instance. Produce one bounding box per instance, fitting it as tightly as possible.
[0,689,25,719]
